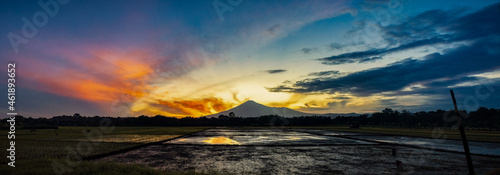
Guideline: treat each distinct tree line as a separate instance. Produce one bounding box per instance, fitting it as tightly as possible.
[1,107,499,129]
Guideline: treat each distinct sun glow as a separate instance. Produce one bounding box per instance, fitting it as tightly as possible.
[202,137,240,145]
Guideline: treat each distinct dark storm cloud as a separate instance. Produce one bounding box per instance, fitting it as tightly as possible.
[269,3,500,96]
[269,37,500,96]
[319,2,500,65]
[265,69,287,74]
[382,9,464,43]
[321,56,383,65]
[358,56,383,63]
[308,70,341,77]
[318,36,450,65]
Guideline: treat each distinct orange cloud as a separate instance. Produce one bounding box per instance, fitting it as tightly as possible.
[16,40,234,117]
[155,97,236,117]
[21,47,156,106]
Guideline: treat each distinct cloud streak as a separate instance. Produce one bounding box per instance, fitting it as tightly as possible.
[265,69,287,74]
[301,47,320,54]
[308,71,341,77]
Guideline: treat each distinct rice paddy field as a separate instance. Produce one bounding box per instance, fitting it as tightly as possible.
[0,126,210,175]
[102,128,500,174]
[1,126,499,174]
[288,126,500,143]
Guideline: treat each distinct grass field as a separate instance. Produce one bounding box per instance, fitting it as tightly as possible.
[0,126,210,175]
[287,126,500,143]
[1,158,218,175]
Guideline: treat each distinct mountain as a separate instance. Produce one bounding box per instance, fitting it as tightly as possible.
[205,100,310,118]
[205,100,363,118]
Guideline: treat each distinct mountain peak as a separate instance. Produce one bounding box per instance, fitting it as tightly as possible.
[237,100,266,108]
[242,100,258,104]
[206,100,310,118]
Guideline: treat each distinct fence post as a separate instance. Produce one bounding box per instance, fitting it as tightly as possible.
[450,89,475,175]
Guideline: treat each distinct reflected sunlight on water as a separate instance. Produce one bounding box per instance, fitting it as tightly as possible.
[203,137,240,145]
[375,140,428,145]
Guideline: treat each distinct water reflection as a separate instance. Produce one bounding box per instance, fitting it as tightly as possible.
[375,140,428,145]
[203,137,240,145]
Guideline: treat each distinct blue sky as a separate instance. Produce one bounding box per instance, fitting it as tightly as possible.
[1,0,499,118]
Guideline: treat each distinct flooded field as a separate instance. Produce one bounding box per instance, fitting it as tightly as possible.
[100,128,500,174]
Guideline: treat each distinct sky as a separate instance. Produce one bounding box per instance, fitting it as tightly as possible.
[0,0,499,118]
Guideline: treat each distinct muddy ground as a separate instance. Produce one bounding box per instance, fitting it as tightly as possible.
[100,128,500,174]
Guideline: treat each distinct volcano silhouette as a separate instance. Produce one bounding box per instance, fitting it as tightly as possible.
[205,100,312,118]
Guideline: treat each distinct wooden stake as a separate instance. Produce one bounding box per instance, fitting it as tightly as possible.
[396,160,403,173]
[450,89,475,175]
